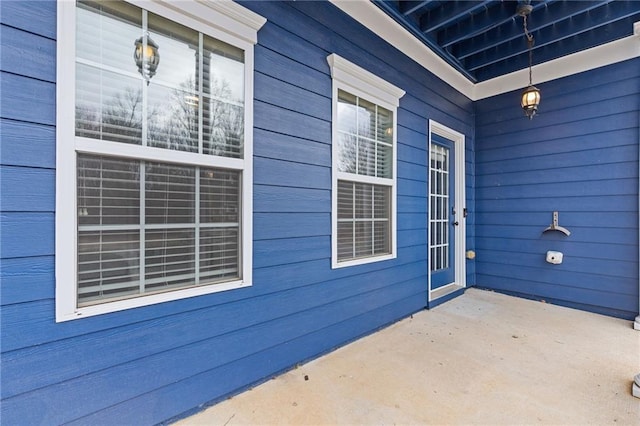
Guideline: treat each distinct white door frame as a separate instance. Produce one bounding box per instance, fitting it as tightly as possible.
[428,120,466,301]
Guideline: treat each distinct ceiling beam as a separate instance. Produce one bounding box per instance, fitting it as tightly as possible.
[475,13,639,82]
[420,0,496,34]
[400,0,435,17]
[440,0,555,49]
[455,0,611,61]
[465,1,640,73]
[372,0,478,81]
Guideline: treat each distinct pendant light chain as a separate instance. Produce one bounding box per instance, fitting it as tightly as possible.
[523,13,534,86]
[518,3,541,119]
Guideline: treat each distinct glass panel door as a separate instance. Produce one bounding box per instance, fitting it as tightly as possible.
[430,134,455,289]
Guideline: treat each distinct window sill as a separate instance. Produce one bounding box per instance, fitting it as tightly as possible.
[56,279,251,322]
[331,253,396,269]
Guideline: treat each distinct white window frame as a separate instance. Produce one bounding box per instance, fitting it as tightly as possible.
[55,0,266,322]
[327,54,405,269]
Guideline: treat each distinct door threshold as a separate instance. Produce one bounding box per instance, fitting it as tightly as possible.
[430,283,465,301]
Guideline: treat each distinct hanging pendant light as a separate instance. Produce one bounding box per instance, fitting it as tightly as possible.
[518,2,540,119]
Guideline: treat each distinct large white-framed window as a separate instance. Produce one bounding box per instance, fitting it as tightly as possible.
[327,54,405,269]
[56,0,266,322]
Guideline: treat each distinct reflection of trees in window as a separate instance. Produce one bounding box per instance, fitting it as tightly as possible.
[76,87,144,145]
[103,88,143,144]
[148,78,199,152]
[337,91,378,177]
[75,75,243,157]
[338,133,357,173]
[205,76,244,158]
[337,91,392,179]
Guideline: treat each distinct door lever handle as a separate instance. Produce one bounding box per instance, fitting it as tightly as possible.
[452,221,459,226]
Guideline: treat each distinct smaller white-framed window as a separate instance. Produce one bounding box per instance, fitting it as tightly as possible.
[327,54,405,268]
[56,0,266,322]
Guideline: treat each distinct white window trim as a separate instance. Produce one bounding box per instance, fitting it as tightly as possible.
[327,54,405,269]
[55,0,266,322]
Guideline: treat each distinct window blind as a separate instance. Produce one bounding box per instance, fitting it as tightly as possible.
[77,154,240,306]
[337,181,391,262]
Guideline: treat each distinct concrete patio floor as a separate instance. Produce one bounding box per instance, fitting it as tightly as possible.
[177,288,640,425]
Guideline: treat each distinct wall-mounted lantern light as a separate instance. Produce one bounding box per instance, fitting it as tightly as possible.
[134,34,160,84]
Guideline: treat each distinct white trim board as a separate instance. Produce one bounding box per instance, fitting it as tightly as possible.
[330,0,640,101]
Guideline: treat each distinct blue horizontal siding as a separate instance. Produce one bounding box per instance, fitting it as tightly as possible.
[477,111,638,151]
[475,250,637,280]
[2,278,425,425]
[255,44,330,96]
[254,128,331,167]
[0,0,477,423]
[1,246,428,352]
[1,72,55,125]
[0,166,55,212]
[253,156,330,189]
[476,237,636,263]
[0,1,56,39]
[253,185,330,213]
[476,176,638,200]
[475,58,639,319]
[0,256,55,305]
[2,265,426,400]
[254,100,331,144]
[475,211,638,228]
[476,224,637,246]
[255,72,331,121]
[476,194,638,213]
[70,295,426,426]
[1,213,54,258]
[478,278,637,317]
[0,119,56,168]
[476,139,637,173]
[475,60,640,128]
[1,24,56,82]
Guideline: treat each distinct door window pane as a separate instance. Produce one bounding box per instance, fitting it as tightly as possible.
[429,143,450,272]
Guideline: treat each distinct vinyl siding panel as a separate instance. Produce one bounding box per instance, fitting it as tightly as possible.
[0,1,475,424]
[475,58,640,319]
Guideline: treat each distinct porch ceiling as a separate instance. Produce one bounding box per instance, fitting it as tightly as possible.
[374,0,640,83]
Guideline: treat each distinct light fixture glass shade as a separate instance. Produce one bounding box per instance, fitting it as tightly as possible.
[521,85,540,119]
[134,35,160,83]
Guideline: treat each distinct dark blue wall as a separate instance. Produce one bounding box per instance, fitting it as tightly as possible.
[0,1,475,423]
[475,58,640,319]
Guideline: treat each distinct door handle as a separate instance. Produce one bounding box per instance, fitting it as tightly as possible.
[452,221,459,226]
